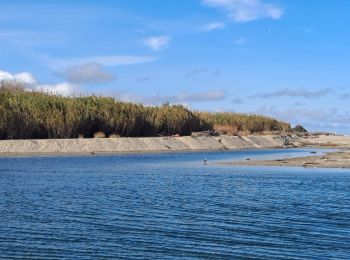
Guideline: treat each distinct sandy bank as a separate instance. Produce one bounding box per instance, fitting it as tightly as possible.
[0,134,295,156]
[219,150,350,169]
[298,134,350,148]
[0,134,349,156]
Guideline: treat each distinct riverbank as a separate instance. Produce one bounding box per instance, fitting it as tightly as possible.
[0,134,290,156]
[219,150,350,169]
[0,134,348,156]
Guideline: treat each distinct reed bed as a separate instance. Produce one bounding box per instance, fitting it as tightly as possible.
[0,83,291,139]
[197,112,291,135]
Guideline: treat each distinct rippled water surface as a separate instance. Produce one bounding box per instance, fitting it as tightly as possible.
[1,149,350,259]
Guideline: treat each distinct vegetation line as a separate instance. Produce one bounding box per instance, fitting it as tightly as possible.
[0,83,292,139]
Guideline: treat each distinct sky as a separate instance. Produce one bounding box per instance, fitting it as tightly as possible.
[0,0,350,133]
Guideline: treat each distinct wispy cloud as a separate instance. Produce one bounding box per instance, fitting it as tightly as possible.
[233,37,247,45]
[118,90,226,105]
[135,76,152,83]
[251,88,332,99]
[144,36,171,51]
[57,63,115,84]
[202,22,225,31]
[339,93,350,100]
[202,0,284,22]
[185,68,221,77]
[0,30,66,48]
[43,54,158,69]
[294,101,306,106]
[257,106,350,133]
[231,97,244,104]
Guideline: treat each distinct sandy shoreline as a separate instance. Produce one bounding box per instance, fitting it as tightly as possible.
[0,134,295,156]
[218,149,350,169]
[211,134,350,169]
[0,134,349,158]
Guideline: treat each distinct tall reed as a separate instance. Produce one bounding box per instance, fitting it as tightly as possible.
[0,83,291,139]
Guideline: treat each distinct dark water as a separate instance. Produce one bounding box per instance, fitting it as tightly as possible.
[0,149,350,259]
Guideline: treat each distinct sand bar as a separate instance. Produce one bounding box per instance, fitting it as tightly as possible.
[217,134,350,169]
[219,150,350,169]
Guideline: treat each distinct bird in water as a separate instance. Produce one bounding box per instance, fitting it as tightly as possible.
[203,157,207,164]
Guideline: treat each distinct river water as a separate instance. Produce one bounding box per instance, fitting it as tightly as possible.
[0,149,349,259]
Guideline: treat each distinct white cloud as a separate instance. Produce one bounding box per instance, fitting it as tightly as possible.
[233,37,247,45]
[202,0,284,22]
[0,70,37,86]
[15,73,38,86]
[58,63,115,84]
[144,36,171,51]
[202,22,225,31]
[35,82,78,96]
[0,69,77,96]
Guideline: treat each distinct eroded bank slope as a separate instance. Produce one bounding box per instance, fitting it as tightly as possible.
[0,135,295,155]
[0,134,348,156]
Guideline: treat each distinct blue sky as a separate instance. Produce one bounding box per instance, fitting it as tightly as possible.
[1,0,350,133]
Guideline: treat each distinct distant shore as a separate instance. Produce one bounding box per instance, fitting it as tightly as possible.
[219,150,350,169]
[0,133,349,157]
[215,134,350,169]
